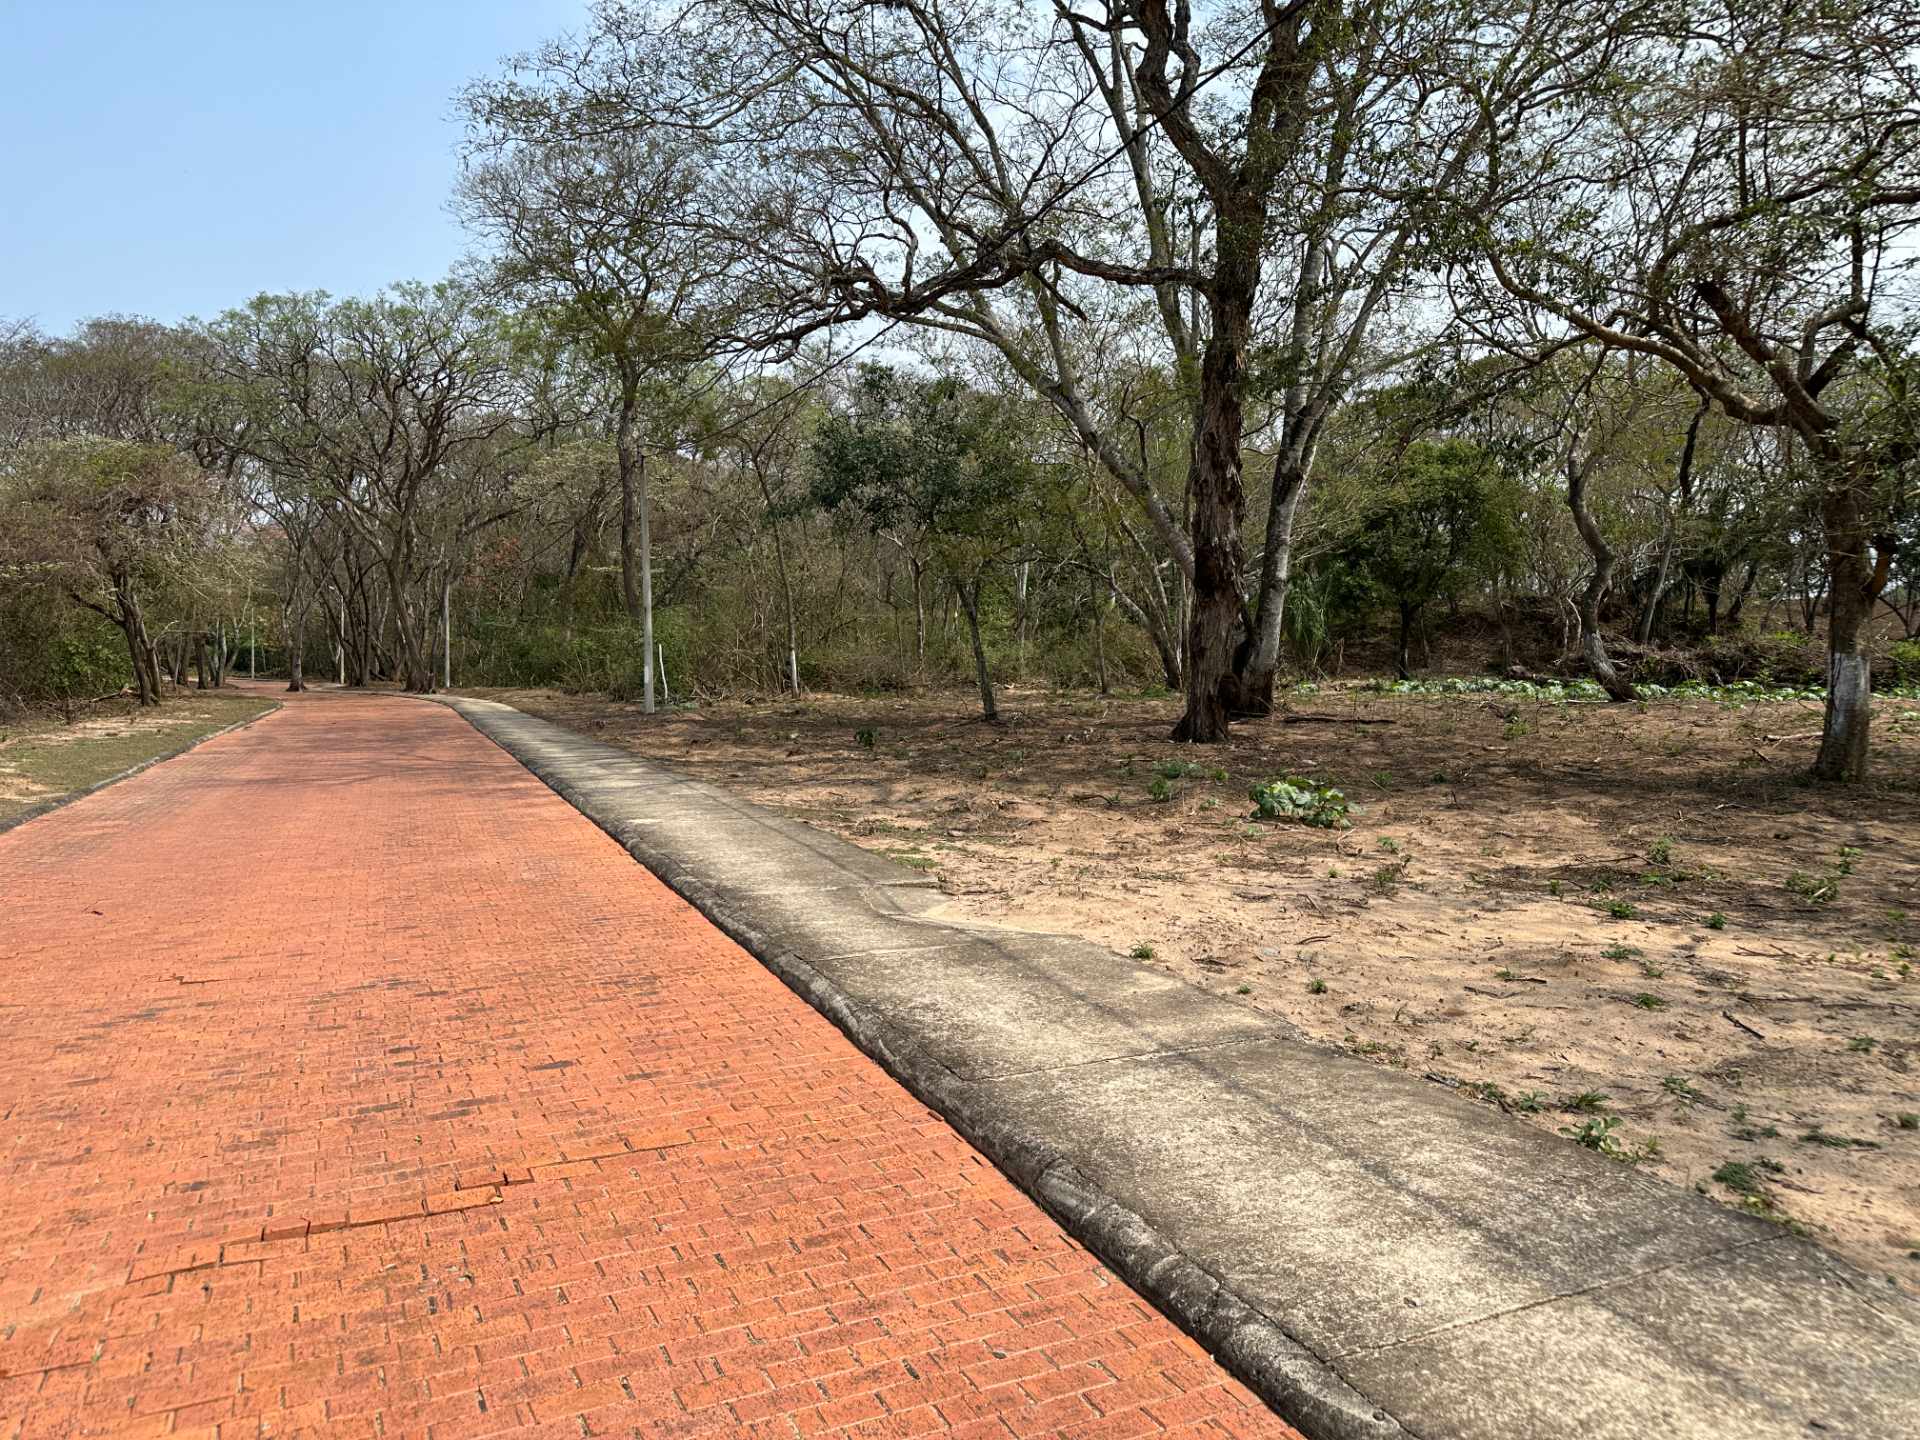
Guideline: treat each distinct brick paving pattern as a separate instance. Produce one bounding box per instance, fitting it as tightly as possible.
[0,693,1298,1439]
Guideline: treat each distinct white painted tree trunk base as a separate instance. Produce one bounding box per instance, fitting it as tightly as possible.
[1816,651,1871,781]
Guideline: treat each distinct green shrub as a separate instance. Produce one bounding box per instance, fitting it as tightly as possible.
[1890,639,1920,688]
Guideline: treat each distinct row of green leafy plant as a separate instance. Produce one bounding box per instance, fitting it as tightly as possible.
[1367,673,1920,704]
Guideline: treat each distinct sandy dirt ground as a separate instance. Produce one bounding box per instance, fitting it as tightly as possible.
[469,681,1920,1292]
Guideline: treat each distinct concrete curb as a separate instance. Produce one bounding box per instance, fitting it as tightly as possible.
[426,692,1920,1440]
[0,700,282,839]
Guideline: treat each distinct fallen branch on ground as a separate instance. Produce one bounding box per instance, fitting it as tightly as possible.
[1722,1010,1766,1040]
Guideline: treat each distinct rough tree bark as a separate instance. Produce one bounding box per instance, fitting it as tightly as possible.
[1172,201,1260,742]
[1133,0,1319,742]
[385,556,437,694]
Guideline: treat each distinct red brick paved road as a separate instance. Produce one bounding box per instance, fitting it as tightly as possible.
[0,693,1298,1440]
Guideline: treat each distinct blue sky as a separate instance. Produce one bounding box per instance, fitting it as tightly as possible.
[0,0,585,332]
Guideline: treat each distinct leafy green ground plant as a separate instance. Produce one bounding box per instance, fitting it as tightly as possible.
[1562,1115,1661,1163]
[1249,776,1352,827]
[1366,675,1920,703]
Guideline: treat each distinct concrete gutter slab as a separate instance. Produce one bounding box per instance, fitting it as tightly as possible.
[981,1039,1765,1353]
[441,695,1920,1440]
[800,931,1288,1081]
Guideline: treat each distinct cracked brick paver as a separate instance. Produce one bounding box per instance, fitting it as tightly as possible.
[0,692,1299,1439]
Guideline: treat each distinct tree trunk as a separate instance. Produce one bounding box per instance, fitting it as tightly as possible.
[1090,574,1109,695]
[1725,561,1759,631]
[351,589,376,686]
[1234,457,1309,715]
[1395,602,1414,681]
[103,584,163,707]
[387,564,436,694]
[1812,480,1884,782]
[636,448,656,713]
[119,619,154,705]
[910,556,927,662]
[286,598,307,692]
[142,642,163,705]
[193,633,210,690]
[114,583,163,705]
[1702,565,1724,634]
[754,460,801,694]
[617,384,642,623]
[1566,454,1638,701]
[957,577,999,723]
[1800,577,1823,634]
[1816,592,1871,783]
[1172,236,1256,744]
[1015,561,1030,672]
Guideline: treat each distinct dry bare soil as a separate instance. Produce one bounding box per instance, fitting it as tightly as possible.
[473,681,1920,1291]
